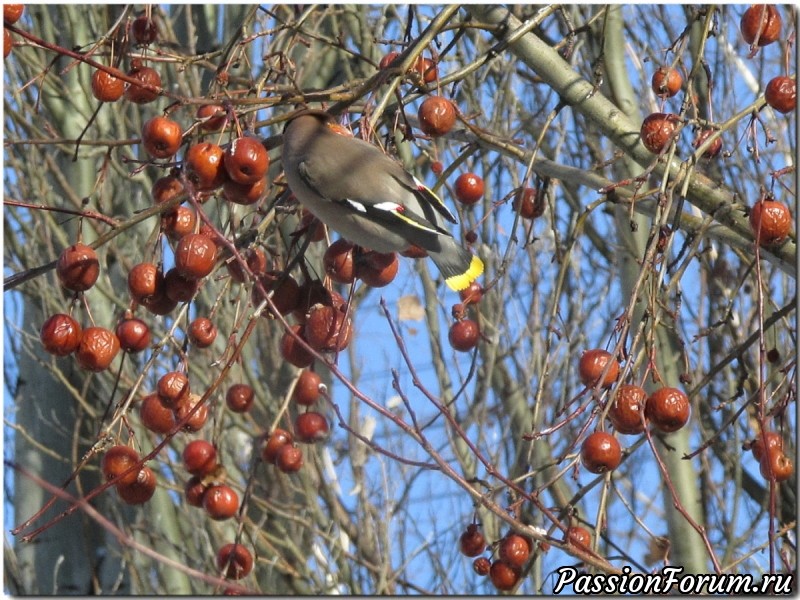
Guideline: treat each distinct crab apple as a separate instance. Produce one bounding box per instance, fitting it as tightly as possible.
[188,317,217,348]
[749,199,792,246]
[222,176,267,205]
[40,313,82,356]
[224,136,269,185]
[116,465,156,504]
[91,68,125,102]
[651,66,682,98]
[183,440,218,477]
[140,392,176,434]
[640,113,680,154]
[759,448,794,483]
[75,327,120,372]
[295,411,330,443]
[413,56,438,83]
[280,324,315,368]
[116,317,151,353]
[751,431,783,462]
[299,210,326,242]
[764,76,796,115]
[217,543,253,580]
[141,116,182,159]
[513,187,545,219]
[124,63,161,104]
[473,557,491,576]
[197,104,226,131]
[454,172,484,205]
[489,560,521,591]
[4,4,24,25]
[566,526,592,550]
[740,4,782,47]
[254,272,301,317]
[4,29,12,58]
[418,96,456,137]
[357,250,399,288]
[459,281,484,305]
[227,247,268,283]
[57,243,99,292]
[323,239,356,284]
[128,262,162,303]
[578,349,619,388]
[449,319,479,352]
[225,383,254,413]
[203,484,239,520]
[276,444,303,473]
[645,387,690,433]
[175,233,217,280]
[692,128,722,159]
[184,476,208,507]
[132,13,158,44]
[164,267,200,303]
[581,431,622,474]
[499,534,531,568]
[293,370,322,406]
[102,445,143,487]
[185,142,227,190]
[607,384,647,435]
[176,394,209,432]
[379,51,400,69]
[157,371,190,409]
[304,304,352,352]
[262,428,293,464]
[459,524,486,557]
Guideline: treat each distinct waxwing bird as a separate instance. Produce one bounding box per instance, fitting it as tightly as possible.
[281,109,483,291]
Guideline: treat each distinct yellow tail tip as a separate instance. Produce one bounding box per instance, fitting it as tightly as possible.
[445,255,484,291]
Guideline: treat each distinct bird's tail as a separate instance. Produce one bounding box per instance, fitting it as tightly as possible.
[430,239,484,291]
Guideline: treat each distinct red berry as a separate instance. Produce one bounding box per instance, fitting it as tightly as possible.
[262,428,293,464]
[640,113,680,154]
[174,233,217,280]
[116,466,156,504]
[280,324,315,368]
[139,392,176,434]
[157,371,190,409]
[128,262,162,303]
[413,56,438,83]
[751,431,783,462]
[580,431,622,474]
[651,66,682,98]
[57,243,100,292]
[293,370,322,406]
[324,239,356,284]
[222,176,267,206]
[489,560,521,591]
[304,304,352,352]
[512,187,545,220]
[418,96,456,137]
[4,28,12,59]
[295,411,330,443]
[185,142,227,190]
[40,313,82,356]
[740,4,782,47]
[203,484,239,520]
[132,14,158,44]
[164,267,200,303]
[645,387,690,433]
[175,394,209,432]
[459,524,486,557]
[217,543,253,580]
[473,557,491,576]
[454,172,484,205]
[458,281,484,305]
[578,349,619,388]
[102,445,143,487]
[197,104,226,132]
[253,272,300,317]
[183,440,218,477]
[226,383,254,413]
[692,128,723,159]
[448,319,479,352]
[357,250,399,288]
[142,116,182,159]
[607,384,647,435]
[224,137,269,185]
[227,247,268,283]
[759,448,794,482]
[4,4,24,25]
[749,199,792,246]
[91,68,125,102]
[124,64,161,104]
[765,76,796,115]
[499,534,531,568]
[188,317,217,348]
[184,476,208,507]
[566,526,592,550]
[431,160,444,175]
[75,326,120,372]
[275,444,303,473]
[116,317,151,353]
[379,51,400,69]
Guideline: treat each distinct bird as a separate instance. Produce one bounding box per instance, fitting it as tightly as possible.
[281,109,483,291]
